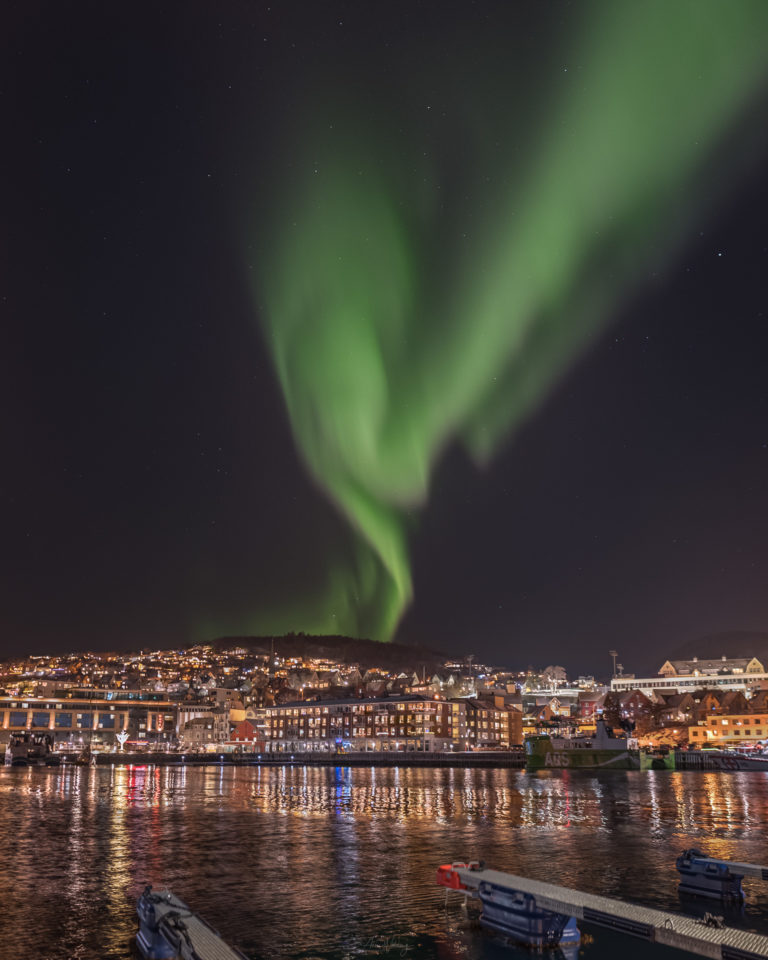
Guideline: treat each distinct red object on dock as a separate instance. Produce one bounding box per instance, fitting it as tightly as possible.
[436,862,481,890]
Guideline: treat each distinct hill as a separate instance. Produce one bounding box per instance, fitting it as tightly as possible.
[211,633,450,673]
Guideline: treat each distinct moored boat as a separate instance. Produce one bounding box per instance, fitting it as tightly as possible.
[676,849,744,901]
[478,879,581,947]
[525,717,640,771]
[4,732,56,766]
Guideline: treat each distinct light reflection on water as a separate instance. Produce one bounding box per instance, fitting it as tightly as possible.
[0,766,767,960]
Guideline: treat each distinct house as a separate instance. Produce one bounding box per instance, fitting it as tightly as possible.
[228,719,265,751]
[748,689,768,712]
[577,691,604,719]
[690,690,722,722]
[618,690,653,721]
[657,693,695,725]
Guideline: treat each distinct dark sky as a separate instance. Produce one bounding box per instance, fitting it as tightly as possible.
[5,2,768,675]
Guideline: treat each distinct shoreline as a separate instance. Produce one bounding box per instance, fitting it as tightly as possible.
[54,750,527,768]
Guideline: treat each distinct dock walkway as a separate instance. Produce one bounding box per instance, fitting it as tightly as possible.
[146,891,248,960]
[455,866,768,959]
[695,858,768,882]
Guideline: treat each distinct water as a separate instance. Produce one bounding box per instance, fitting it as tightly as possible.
[1,765,767,960]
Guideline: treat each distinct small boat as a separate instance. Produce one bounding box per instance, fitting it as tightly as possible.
[4,732,56,766]
[437,863,580,951]
[136,885,248,960]
[478,879,581,947]
[676,849,744,901]
[525,717,640,770]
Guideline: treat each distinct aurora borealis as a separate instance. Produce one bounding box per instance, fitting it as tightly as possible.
[256,1,768,641]
[7,1,768,668]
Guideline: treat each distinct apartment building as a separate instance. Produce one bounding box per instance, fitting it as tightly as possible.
[688,712,768,746]
[261,695,522,752]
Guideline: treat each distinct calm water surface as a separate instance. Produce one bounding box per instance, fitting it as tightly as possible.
[1,765,767,960]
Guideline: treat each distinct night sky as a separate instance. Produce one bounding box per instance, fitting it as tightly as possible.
[5,2,768,674]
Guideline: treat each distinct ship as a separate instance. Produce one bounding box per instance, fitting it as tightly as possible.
[525,717,640,770]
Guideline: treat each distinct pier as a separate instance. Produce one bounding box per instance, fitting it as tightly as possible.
[440,863,768,959]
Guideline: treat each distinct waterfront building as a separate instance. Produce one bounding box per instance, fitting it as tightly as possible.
[688,712,768,746]
[464,696,522,746]
[179,706,229,747]
[0,696,209,748]
[229,719,265,750]
[260,695,522,752]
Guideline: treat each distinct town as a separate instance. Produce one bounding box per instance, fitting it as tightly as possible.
[1,639,767,756]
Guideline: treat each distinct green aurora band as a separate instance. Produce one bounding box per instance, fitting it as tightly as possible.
[253,1,768,641]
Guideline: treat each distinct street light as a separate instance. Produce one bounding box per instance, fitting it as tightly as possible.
[609,650,618,679]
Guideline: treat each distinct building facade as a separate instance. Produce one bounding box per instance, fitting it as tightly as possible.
[0,696,208,748]
[261,695,522,752]
[611,672,768,697]
[688,713,768,746]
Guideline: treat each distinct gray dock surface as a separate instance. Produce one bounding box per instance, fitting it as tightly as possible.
[150,891,248,960]
[455,866,768,959]
[695,858,768,882]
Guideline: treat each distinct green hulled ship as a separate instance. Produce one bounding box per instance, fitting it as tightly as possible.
[525,718,640,771]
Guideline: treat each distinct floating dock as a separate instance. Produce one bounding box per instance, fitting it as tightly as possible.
[687,856,768,882]
[136,886,248,960]
[438,863,768,959]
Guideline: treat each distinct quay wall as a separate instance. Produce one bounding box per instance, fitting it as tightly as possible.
[66,750,526,768]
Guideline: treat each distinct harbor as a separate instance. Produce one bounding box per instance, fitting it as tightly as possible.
[19,744,768,772]
[3,762,768,960]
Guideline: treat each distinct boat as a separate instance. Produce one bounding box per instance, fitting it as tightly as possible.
[136,885,248,960]
[436,862,580,950]
[676,849,744,901]
[525,717,640,770]
[4,732,58,766]
[478,879,581,948]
